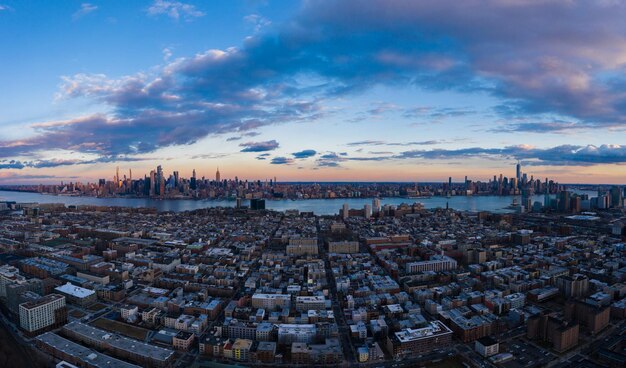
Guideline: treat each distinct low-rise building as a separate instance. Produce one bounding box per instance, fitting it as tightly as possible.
[54,282,97,307]
[475,336,499,357]
[405,255,457,274]
[386,321,453,358]
[173,331,195,351]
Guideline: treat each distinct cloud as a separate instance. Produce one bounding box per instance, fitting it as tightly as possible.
[239,140,279,152]
[4,0,626,168]
[316,152,347,167]
[270,156,295,165]
[0,160,25,169]
[73,3,98,20]
[490,120,589,134]
[394,144,626,166]
[244,14,272,33]
[227,131,261,141]
[292,149,316,159]
[190,153,229,160]
[312,144,626,167]
[368,151,393,155]
[302,0,626,128]
[0,173,79,183]
[146,0,204,21]
[162,47,173,61]
[402,106,476,123]
[346,140,386,146]
[347,140,442,147]
[348,102,400,122]
[0,156,157,171]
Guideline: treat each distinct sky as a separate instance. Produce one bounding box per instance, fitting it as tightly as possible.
[1,0,626,184]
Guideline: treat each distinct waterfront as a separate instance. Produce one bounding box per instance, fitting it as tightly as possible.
[0,190,597,215]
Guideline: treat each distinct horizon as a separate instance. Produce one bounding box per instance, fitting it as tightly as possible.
[1,1,626,185]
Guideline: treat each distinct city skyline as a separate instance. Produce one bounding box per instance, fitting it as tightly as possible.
[5,160,561,187]
[2,1,626,185]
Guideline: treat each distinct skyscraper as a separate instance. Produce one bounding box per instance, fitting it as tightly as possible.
[173,171,179,185]
[558,191,570,212]
[610,186,623,208]
[149,170,156,196]
[216,167,221,182]
[372,198,381,214]
[190,169,197,190]
[516,162,521,183]
[156,165,163,195]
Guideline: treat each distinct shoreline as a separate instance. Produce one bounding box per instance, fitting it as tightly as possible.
[0,189,599,215]
[2,192,540,202]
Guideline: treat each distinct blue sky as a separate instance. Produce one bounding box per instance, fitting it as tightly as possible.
[1,0,626,184]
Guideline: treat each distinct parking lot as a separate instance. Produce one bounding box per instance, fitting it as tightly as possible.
[502,340,555,368]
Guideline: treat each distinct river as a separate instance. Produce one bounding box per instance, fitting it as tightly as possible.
[0,190,598,215]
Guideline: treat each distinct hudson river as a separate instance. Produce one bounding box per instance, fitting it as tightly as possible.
[0,190,598,215]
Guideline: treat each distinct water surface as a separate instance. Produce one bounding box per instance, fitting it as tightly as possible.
[0,190,597,215]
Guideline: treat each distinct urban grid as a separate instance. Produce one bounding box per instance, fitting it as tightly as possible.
[2,1,626,368]
[0,162,625,368]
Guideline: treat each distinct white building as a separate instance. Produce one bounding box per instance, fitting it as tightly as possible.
[372,198,381,214]
[277,324,316,344]
[251,293,291,309]
[295,296,327,311]
[286,238,318,255]
[19,294,66,333]
[405,255,457,274]
[364,204,372,219]
[120,305,139,320]
[54,282,96,306]
[0,265,26,298]
[475,336,499,357]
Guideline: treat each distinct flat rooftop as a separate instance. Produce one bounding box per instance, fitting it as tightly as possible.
[394,321,453,343]
[55,283,95,298]
[20,294,64,310]
[37,332,141,368]
[252,293,291,299]
[63,322,175,362]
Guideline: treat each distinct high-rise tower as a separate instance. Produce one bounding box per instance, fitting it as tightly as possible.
[216,167,221,182]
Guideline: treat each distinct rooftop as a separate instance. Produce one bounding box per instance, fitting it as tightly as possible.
[20,294,65,310]
[63,322,175,362]
[36,332,141,368]
[394,321,453,343]
[55,283,95,298]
